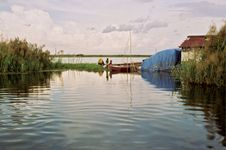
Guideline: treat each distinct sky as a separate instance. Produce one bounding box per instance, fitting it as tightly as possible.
[0,0,225,54]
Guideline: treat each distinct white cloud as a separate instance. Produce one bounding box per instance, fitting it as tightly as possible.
[0,1,225,55]
[0,5,53,41]
[0,5,84,52]
[11,5,24,13]
[102,25,118,33]
[0,5,143,54]
[130,16,150,23]
[102,21,168,34]
[87,27,96,31]
[102,24,135,33]
[117,24,134,32]
[136,21,168,33]
[133,0,154,3]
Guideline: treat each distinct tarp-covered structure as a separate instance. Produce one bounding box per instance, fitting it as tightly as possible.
[141,48,181,71]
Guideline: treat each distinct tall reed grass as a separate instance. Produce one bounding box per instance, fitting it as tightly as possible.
[0,38,53,73]
[174,23,226,86]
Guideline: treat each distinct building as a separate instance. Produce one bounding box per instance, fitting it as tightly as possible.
[179,35,206,61]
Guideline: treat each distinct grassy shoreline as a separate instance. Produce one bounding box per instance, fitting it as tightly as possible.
[51,54,150,57]
[0,63,105,74]
[53,63,105,72]
[0,38,107,74]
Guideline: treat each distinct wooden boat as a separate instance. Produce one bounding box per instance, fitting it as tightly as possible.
[108,63,139,73]
[108,32,141,74]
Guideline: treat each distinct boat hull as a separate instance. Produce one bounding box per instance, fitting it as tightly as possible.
[109,64,138,73]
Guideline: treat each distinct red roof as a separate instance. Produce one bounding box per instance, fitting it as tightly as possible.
[180,35,206,49]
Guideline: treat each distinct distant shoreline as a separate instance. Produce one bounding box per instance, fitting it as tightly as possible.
[51,54,150,57]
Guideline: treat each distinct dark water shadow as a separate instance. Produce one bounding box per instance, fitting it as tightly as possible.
[0,72,62,95]
[178,85,226,147]
[0,72,66,148]
[141,71,180,91]
[0,72,63,125]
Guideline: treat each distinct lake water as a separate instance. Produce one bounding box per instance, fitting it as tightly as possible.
[53,57,147,64]
[0,71,225,150]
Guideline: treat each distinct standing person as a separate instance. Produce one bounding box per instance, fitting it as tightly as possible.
[106,58,109,65]
[106,59,112,69]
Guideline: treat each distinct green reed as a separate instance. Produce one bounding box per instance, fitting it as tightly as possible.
[0,38,54,73]
[54,63,105,72]
[173,23,226,86]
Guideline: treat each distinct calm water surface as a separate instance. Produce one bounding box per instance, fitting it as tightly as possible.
[0,71,225,150]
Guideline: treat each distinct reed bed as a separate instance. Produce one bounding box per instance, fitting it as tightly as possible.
[0,38,53,73]
[54,63,105,72]
[173,23,226,87]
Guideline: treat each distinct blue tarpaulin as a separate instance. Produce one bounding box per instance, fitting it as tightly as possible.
[141,48,181,71]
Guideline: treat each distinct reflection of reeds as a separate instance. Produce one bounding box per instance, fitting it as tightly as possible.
[179,84,226,146]
[0,72,62,94]
[173,23,226,86]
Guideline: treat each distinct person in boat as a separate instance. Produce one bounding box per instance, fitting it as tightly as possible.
[106,59,112,69]
[98,58,105,66]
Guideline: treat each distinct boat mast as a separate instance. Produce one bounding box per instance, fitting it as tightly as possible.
[129,31,132,62]
[129,31,133,107]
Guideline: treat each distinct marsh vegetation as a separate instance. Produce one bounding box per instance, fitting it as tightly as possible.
[0,38,54,73]
[0,38,105,73]
[54,63,105,72]
[174,23,226,86]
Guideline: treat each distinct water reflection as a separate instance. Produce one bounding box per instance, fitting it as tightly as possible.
[141,71,226,148]
[179,85,226,147]
[0,70,225,149]
[0,72,61,95]
[141,71,180,91]
[0,72,62,125]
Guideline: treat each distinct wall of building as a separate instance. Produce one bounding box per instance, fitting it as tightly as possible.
[181,48,202,61]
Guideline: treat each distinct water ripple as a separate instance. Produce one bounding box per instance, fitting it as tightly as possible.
[0,71,225,150]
